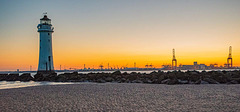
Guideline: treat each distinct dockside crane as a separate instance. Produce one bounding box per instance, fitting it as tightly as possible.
[172,49,177,70]
[227,46,233,68]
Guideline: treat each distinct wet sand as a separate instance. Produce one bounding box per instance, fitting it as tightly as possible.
[0,83,239,112]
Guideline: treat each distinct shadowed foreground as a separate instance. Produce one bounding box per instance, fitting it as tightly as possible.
[0,83,239,111]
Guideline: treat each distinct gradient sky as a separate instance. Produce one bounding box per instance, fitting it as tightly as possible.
[0,0,240,71]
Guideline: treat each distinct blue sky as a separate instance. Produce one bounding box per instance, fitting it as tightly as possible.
[0,0,240,70]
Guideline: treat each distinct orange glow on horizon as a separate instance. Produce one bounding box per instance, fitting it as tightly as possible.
[1,0,240,71]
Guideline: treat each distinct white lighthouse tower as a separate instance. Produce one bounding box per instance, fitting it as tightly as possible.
[37,14,55,73]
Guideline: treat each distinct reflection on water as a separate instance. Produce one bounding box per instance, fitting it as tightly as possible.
[0,81,74,90]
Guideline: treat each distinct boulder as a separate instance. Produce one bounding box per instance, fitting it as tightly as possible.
[6,74,20,81]
[150,71,158,75]
[105,77,114,82]
[45,73,57,81]
[190,71,199,75]
[227,80,238,84]
[34,73,44,81]
[127,74,138,81]
[188,74,201,82]
[161,79,170,84]
[152,79,162,84]
[34,73,57,81]
[167,79,179,85]
[132,80,143,83]
[64,72,80,80]
[112,71,121,75]
[0,74,8,81]
[195,79,209,84]
[121,78,126,82]
[20,73,34,81]
[142,79,152,83]
[176,72,188,80]
[203,78,219,84]
[178,79,189,84]
[228,78,240,84]
[56,74,67,82]
[96,79,106,83]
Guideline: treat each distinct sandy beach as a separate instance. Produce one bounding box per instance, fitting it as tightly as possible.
[0,83,240,112]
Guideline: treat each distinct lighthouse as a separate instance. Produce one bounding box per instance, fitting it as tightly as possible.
[37,14,55,73]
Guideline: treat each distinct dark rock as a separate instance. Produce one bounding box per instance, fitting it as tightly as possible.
[10,70,240,84]
[142,78,150,83]
[167,79,179,85]
[231,72,240,78]
[127,74,138,81]
[105,77,114,82]
[34,73,45,81]
[150,71,157,75]
[176,72,189,81]
[45,73,57,81]
[227,80,238,84]
[0,74,8,81]
[178,79,189,84]
[190,71,199,75]
[210,74,229,84]
[96,79,106,83]
[188,73,201,82]
[20,73,34,81]
[121,78,126,82]
[122,72,128,75]
[112,71,121,75]
[203,78,219,84]
[34,73,57,81]
[167,73,176,79]
[195,79,209,84]
[161,79,170,84]
[64,72,81,80]
[229,78,240,84]
[6,74,20,81]
[132,80,143,83]
[56,74,67,82]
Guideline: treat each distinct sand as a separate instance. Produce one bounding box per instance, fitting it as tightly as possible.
[0,83,239,112]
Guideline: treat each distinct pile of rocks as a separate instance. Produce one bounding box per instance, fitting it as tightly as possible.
[1,70,240,84]
[0,73,33,81]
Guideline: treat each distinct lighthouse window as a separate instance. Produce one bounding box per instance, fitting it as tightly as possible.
[48,33,50,35]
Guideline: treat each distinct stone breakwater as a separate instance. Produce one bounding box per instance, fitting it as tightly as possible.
[0,70,240,84]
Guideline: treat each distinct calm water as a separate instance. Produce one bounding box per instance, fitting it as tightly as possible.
[0,81,74,89]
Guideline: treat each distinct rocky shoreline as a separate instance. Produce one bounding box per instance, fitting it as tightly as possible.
[0,70,240,84]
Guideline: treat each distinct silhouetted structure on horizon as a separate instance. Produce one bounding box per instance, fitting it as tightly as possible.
[227,46,233,68]
[172,49,177,70]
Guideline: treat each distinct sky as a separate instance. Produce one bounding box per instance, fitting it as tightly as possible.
[0,0,240,71]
